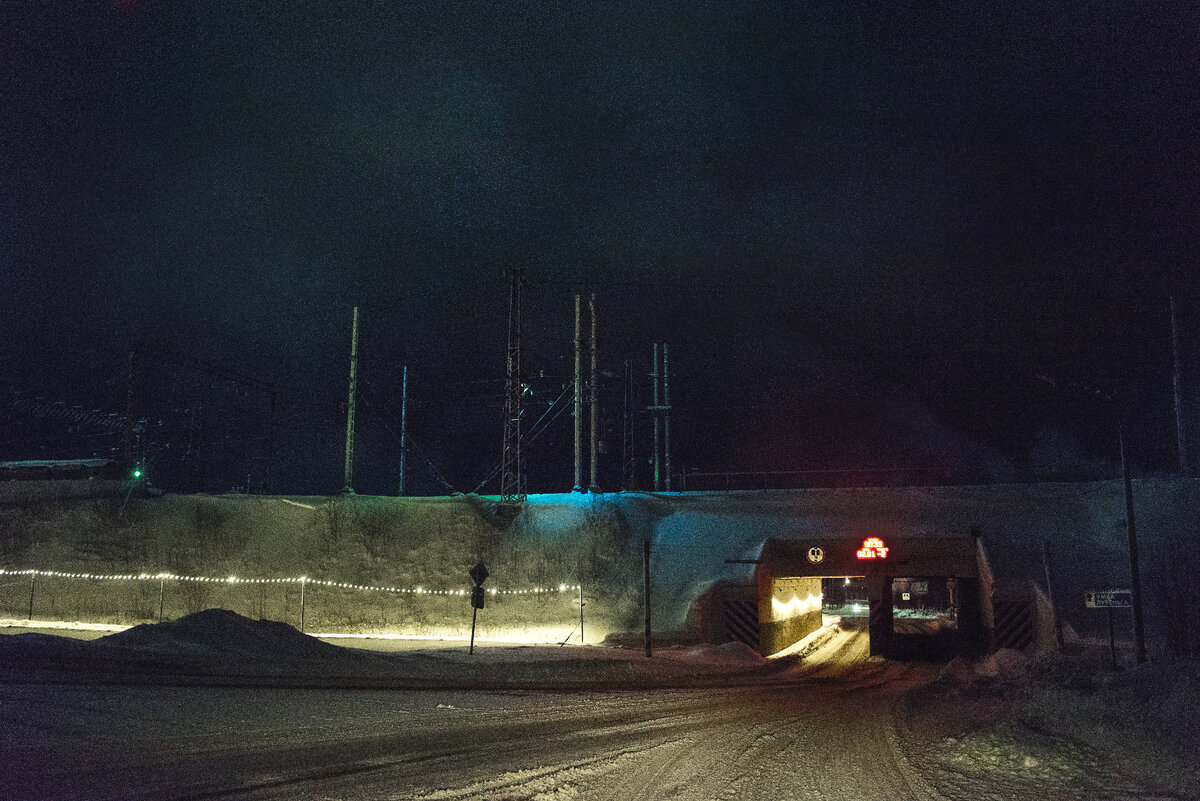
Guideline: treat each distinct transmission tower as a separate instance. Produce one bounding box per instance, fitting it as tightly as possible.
[499,265,526,508]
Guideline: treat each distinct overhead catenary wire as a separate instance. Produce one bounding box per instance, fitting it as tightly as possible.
[357,387,459,494]
[469,381,576,494]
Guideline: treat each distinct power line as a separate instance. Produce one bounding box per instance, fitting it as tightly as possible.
[469,381,576,496]
[356,388,458,494]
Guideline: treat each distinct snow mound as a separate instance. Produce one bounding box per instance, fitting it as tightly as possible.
[939,648,1028,686]
[974,648,1028,678]
[100,609,342,659]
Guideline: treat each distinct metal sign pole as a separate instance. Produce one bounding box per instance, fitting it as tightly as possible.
[470,607,478,655]
[1108,607,1117,669]
[468,562,489,656]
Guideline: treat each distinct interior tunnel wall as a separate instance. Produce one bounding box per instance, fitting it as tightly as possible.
[758,575,822,655]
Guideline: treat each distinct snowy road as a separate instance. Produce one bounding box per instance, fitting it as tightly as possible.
[0,629,944,801]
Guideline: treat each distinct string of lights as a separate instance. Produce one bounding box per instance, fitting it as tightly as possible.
[0,568,580,597]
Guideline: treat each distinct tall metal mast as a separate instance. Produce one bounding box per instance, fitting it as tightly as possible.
[648,342,672,492]
[651,343,660,491]
[342,306,359,494]
[622,359,635,491]
[663,342,671,491]
[1171,296,1188,472]
[500,267,525,505]
[573,295,583,492]
[589,294,599,492]
[398,364,408,496]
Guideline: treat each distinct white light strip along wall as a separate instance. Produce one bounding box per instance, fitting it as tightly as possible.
[0,568,580,597]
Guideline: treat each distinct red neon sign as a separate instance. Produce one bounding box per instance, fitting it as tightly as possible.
[856,537,888,559]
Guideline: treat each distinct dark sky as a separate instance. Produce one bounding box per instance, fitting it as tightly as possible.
[2,1,1198,495]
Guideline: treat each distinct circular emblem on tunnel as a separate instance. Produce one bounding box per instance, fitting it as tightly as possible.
[807,546,825,564]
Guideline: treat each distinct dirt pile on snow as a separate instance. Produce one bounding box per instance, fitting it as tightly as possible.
[100,609,343,659]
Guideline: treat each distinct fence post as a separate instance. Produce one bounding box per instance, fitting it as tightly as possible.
[579,584,585,645]
[27,573,36,621]
[159,577,165,623]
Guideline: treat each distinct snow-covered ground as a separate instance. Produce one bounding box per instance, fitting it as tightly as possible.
[1,610,1196,800]
[899,649,1200,801]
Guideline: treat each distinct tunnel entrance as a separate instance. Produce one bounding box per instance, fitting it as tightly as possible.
[754,535,991,659]
[876,576,961,659]
[820,576,870,618]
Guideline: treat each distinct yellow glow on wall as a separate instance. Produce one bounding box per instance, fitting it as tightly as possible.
[771,592,822,619]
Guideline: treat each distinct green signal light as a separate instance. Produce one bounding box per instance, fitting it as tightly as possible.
[132,469,143,479]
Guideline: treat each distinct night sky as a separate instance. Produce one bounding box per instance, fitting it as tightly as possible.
[2,1,1198,495]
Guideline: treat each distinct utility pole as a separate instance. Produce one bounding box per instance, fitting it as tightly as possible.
[589,294,599,492]
[342,306,359,494]
[573,295,583,492]
[265,389,277,494]
[500,267,525,507]
[651,344,660,491]
[1119,429,1147,664]
[663,342,671,491]
[1171,296,1188,472]
[622,359,634,491]
[398,365,408,496]
[648,342,671,491]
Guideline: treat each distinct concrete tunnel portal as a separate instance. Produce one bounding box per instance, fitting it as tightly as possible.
[756,533,992,658]
[692,532,994,659]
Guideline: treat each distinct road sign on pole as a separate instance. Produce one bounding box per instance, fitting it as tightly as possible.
[1086,588,1132,669]
[469,562,489,655]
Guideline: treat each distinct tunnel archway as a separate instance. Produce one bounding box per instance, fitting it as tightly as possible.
[754,533,992,658]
